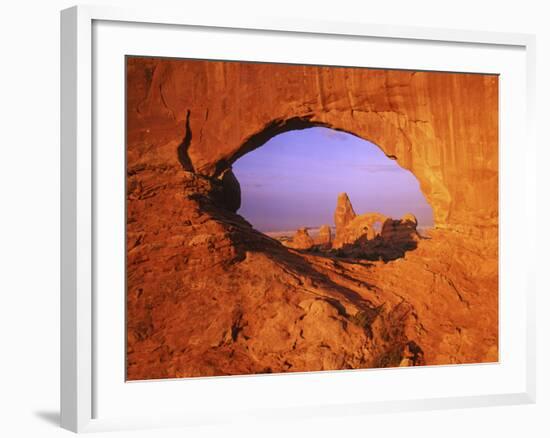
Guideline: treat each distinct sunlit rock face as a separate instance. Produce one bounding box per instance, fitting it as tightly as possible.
[316,225,333,249]
[285,227,315,250]
[334,209,390,249]
[125,57,498,380]
[330,194,420,261]
[334,193,357,238]
[127,57,498,231]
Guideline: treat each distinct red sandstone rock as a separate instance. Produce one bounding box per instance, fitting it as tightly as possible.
[401,213,418,226]
[334,193,356,239]
[126,57,498,230]
[333,211,389,249]
[381,215,419,248]
[125,57,499,380]
[285,227,315,250]
[316,225,333,249]
[330,195,419,261]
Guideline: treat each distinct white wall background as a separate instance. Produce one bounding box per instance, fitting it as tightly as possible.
[0,0,547,436]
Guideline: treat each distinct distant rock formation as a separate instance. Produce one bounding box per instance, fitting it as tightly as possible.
[317,225,332,249]
[401,213,418,226]
[334,193,356,239]
[333,211,389,249]
[285,227,315,250]
[331,194,421,261]
[280,193,421,261]
[381,214,419,250]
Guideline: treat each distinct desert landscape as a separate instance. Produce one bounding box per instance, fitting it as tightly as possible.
[126,57,498,380]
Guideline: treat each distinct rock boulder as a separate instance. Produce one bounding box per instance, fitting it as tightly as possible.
[316,225,333,249]
[285,227,315,250]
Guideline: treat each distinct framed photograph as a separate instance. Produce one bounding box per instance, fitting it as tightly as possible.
[61,5,536,433]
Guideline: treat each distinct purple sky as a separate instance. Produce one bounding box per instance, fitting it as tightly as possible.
[232,127,434,232]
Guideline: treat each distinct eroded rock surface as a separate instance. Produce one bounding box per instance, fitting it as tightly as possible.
[381,215,420,248]
[334,193,357,236]
[127,57,498,230]
[333,211,389,249]
[285,227,315,250]
[330,196,421,261]
[125,57,498,380]
[316,225,333,249]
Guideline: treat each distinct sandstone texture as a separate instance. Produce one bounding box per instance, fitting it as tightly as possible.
[326,194,421,261]
[285,227,315,250]
[316,225,333,249]
[333,212,389,248]
[381,215,420,248]
[126,57,498,380]
[334,193,357,236]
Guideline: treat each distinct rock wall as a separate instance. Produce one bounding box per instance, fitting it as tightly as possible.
[127,57,498,231]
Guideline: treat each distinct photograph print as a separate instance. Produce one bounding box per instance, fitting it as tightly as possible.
[126,57,498,380]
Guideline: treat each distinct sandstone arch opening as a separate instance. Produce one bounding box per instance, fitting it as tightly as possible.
[232,126,434,261]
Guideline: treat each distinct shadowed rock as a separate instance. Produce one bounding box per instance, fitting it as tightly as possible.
[217,168,241,212]
[330,195,420,261]
[381,214,420,250]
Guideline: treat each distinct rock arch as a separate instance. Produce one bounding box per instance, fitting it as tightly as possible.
[127,57,498,234]
[125,57,499,379]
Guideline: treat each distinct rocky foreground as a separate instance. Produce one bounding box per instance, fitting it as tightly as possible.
[126,171,498,379]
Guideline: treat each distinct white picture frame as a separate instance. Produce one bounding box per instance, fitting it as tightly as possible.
[60,4,536,433]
